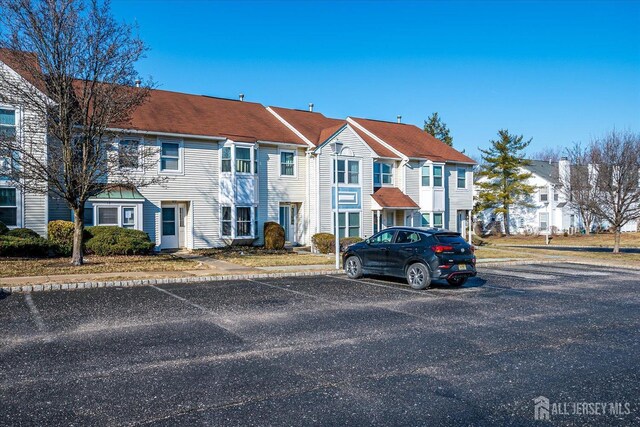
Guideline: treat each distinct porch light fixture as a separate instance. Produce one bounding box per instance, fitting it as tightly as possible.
[330,140,343,269]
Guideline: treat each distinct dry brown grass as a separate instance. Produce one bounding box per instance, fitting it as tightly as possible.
[0,254,200,278]
[481,232,640,247]
[196,247,333,267]
[473,246,538,260]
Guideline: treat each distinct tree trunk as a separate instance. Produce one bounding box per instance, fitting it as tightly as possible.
[613,228,621,254]
[71,206,85,266]
[503,208,510,236]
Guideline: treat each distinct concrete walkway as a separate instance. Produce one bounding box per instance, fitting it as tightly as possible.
[171,250,260,274]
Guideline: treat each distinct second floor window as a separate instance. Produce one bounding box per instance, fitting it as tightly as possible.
[540,187,549,202]
[221,147,232,172]
[235,147,251,173]
[280,151,294,176]
[334,160,359,184]
[118,139,140,169]
[0,109,16,139]
[457,167,466,188]
[160,141,180,172]
[421,165,430,186]
[433,166,443,187]
[374,162,392,186]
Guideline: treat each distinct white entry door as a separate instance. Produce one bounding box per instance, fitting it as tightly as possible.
[162,203,187,249]
[279,204,296,243]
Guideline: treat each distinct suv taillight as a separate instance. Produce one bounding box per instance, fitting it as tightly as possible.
[431,245,453,254]
[470,245,475,254]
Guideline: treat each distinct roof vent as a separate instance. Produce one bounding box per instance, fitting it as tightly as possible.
[309,103,314,112]
[134,79,141,88]
[239,93,245,102]
[397,115,402,123]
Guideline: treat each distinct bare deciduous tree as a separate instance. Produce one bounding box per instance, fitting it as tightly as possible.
[560,143,600,235]
[0,0,160,265]
[529,146,564,162]
[587,131,640,253]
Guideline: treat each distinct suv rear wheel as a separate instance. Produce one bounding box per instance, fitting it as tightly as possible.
[345,256,363,279]
[406,263,431,290]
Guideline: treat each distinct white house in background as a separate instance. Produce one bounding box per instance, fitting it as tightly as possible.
[475,158,638,234]
[1,50,476,250]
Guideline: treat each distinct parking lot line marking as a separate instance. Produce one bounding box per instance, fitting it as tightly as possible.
[246,279,333,302]
[481,269,557,280]
[331,275,429,295]
[24,293,46,332]
[512,266,611,276]
[150,285,210,313]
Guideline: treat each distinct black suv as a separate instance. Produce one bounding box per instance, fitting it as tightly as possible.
[342,227,477,289]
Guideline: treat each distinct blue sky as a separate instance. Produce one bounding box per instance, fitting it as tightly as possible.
[111,0,640,158]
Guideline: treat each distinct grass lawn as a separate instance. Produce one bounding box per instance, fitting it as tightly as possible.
[474,246,538,260]
[481,232,640,247]
[196,247,334,267]
[0,254,201,278]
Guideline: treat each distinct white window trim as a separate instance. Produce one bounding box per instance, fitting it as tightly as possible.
[332,157,361,187]
[95,205,120,226]
[374,161,394,187]
[158,139,184,175]
[220,205,232,237]
[234,143,254,175]
[333,209,362,239]
[432,212,444,228]
[117,137,144,172]
[432,164,444,188]
[456,167,467,189]
[92,203,141,230]
[235,206,253,238]
[0,185,21,228]
[421,164,431,187]
[279,149,297,178]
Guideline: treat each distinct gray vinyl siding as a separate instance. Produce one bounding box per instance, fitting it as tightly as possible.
[404,161,421,205]
[316,126,374,238]
[445,163,473,230]
[135,137,219,249]
[256,145,307,245]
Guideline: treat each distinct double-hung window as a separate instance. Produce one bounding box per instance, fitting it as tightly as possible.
[421,212,430,227]
[539,212,549,231]
[433,165,443,187]
[432,212,443,228]
[421,165,430,186]
[235,147,251,173]
[0,187,17,226]
[280,151,295,176]
[236,207,252,236]
[119,139,140,169]
[221,206,232,237]
[334,160,359,184]
[338,212,360,238]
[457,167,466,189]
[374,162,392,186]
[540,187,549,202]
[160,141,181,172]
[221,147,232,173]
[0,109,16,140]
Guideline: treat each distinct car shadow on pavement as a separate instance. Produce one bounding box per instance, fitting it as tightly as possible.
[362,274,487,290]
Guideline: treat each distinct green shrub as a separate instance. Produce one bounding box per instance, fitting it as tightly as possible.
[7,227,41,239]
[0,235,52,257]
[48,220,75,256]
[340,236,362,251]
[312,233,335,254]
[263,221,285,250]
[0,221,8,235]
[85,226,155,255]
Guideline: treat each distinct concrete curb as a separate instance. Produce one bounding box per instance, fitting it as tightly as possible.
[1,269,344,295]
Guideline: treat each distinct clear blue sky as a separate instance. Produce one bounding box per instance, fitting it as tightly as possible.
[111,0,640,158]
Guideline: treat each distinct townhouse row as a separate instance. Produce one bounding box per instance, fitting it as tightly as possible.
[1,51,476,250]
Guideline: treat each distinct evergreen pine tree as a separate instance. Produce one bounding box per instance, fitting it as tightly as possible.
[424,112,453,146]
[476,130,536,235]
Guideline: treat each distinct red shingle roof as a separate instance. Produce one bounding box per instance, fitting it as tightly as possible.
[125,90,306,144]
[350,117,476,164]
[371,187,419,209]
[268,107,344,146]
[0,48,47,94]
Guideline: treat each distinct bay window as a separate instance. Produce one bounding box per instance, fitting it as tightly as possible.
[0,187,17,226]
[122,207,135,228]
[433,165,443,187]
[236,207,252,236]
[421,165,430,186]
[96,206,118,226]
[235,147,251,173]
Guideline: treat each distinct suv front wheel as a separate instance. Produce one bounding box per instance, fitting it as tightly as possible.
[406,263,431,290]
[345,256,363,279]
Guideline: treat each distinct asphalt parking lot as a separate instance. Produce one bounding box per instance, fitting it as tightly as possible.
[1,263,639,426]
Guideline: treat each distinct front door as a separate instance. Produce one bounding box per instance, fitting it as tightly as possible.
[162,203,187,249]
[457,210,466,236]
[279,204,296,243]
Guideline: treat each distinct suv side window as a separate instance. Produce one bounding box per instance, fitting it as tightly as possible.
[370,230,395,244]
[395,231,423,244]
